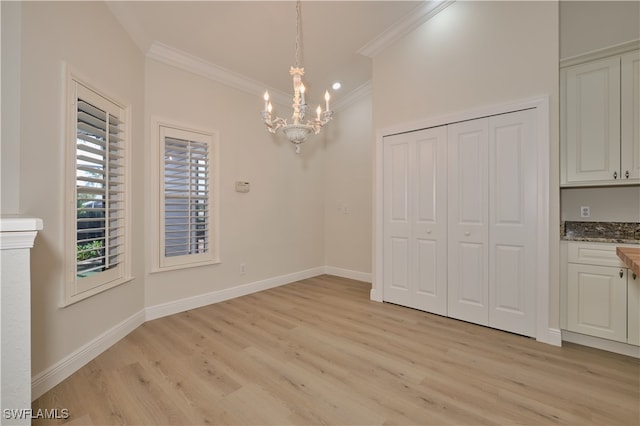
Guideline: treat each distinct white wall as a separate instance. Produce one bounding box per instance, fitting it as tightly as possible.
[144,59,326,307]
[323,94,373,278]
[12,2,146,378]
[372,1,560,327]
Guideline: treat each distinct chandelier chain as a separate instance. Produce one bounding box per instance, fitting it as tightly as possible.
[295,0,301,67]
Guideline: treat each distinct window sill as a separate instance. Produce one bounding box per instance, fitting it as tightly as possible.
[61,275,134,307]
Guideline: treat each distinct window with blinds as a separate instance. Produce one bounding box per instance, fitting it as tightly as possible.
[164,137,209,257]
[156,123,218,271]
[66,75,130,304]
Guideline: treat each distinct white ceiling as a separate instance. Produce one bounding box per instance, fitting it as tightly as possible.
[107,1,444,108]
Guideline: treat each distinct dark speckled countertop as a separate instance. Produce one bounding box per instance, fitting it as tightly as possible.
[561,221,640,244]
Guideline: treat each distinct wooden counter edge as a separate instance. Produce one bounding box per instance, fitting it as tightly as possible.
[616,246,640,277]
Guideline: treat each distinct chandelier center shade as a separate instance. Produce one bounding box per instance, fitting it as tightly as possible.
[261,0,333,154]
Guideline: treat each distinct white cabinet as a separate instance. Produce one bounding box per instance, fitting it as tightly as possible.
[565,242,639,345]
[383,109,538,337]
[621,51,640,181]
[561,50,640,186]
[567,263,627,342]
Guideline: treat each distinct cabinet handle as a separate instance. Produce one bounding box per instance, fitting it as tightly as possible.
[625,170,630,179]
[464,231,471,237]
[633,273,637,280]
[613,171,618,179]
[619,269,624,278]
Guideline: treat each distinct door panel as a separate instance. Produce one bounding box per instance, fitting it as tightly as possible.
[448,119,489,324]
[489,110,537,337]
[383,127,447,314]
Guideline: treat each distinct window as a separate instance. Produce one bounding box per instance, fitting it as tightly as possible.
[65,72,131,305]
[152,120,219,271]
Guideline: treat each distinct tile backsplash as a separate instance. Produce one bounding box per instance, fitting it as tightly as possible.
[562,221,640,244]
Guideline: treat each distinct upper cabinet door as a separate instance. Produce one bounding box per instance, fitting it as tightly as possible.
[621,50,640,182]
[563,56,621,185]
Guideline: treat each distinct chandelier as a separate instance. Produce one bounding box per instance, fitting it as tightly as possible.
[261,0,333,154]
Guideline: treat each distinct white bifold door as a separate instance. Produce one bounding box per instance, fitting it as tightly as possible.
[383,126,448,315]
[448,110,538,337]
[383,109,538,337]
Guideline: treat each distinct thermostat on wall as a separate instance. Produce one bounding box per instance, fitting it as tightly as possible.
[235,181,250,193]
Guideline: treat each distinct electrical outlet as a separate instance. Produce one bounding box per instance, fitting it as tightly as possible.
[240,263,246,275]
[580,206,590,218]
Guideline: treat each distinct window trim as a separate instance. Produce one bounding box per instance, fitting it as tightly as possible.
[150,117,220,273]
[64,67,132,306]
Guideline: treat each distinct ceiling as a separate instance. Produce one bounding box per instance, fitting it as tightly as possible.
[106,1,437,108]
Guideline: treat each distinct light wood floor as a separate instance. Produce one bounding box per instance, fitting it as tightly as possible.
[34,275,639,425]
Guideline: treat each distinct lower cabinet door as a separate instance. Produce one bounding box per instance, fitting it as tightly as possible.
[628,271,640,346]
[567,263,627,342]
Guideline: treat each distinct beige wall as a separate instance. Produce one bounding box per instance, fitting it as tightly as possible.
[323,94,373,276]
[372,1,560,328]
[561,187,640,222]
[144,59,326,307]
[560,1,640,59]
[10,2,146,376]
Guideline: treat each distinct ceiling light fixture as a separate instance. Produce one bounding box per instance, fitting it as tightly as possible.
[261,0,333,154]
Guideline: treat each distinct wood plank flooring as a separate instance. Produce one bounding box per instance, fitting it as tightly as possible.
[33,275,640,425]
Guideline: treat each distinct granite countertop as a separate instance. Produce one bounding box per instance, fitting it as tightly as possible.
[561,221,640,245]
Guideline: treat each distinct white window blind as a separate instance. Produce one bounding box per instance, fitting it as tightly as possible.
[76,98,125,274]
[67,78,129,303]
[163,136,210,258]
[153,121,218,272]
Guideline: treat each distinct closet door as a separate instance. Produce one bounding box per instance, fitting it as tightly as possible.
[383,127,448,315]
[447,119,489,325]
[488,109,537,337]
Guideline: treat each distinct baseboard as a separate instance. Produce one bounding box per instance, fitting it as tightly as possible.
[323,266,371,283]
[145,266,325,321]
[31,310,145,401]
[562,330,640,358]
[536,327,562,347]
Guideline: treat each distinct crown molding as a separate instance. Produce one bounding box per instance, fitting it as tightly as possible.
[147,42,291,106]
[560,39,640,68]
[358,0,455,58]
[333,81,372,112]
[147,42,372,112]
